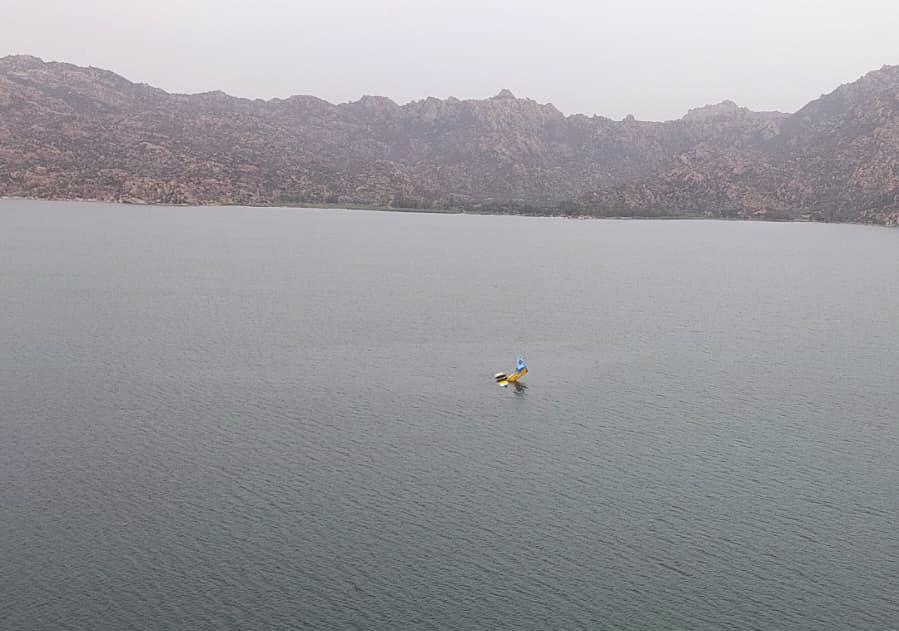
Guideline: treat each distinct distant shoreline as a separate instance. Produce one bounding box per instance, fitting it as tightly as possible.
[1,195,893,227]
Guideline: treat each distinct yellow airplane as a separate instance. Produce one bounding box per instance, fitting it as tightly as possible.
[494,356,528,387]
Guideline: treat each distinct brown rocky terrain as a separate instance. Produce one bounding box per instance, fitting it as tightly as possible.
[1,55,896,223]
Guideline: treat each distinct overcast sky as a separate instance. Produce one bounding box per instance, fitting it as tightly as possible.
[3,0,897,120]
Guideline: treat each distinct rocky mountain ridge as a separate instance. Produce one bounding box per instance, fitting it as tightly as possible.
[1,55,896,224]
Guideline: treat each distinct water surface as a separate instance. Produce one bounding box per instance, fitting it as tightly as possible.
[2,200,897,630]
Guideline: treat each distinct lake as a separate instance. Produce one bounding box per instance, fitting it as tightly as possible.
[1,200,897,630]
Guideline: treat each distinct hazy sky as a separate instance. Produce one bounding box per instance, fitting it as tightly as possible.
[4,0,897,120]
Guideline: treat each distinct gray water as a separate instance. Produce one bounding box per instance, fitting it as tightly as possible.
[1,200,897,630]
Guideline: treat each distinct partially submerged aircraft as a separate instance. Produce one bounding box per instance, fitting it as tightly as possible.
[495,356,527,387]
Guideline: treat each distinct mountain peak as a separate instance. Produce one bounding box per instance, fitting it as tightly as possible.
[682,100,743,120]
[357,94,397,106]
[492,89,516,100]
[0,54,46,69]
[344,94,400,114]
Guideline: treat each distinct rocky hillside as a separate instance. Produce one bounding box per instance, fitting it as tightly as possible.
[1,55,896,223]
